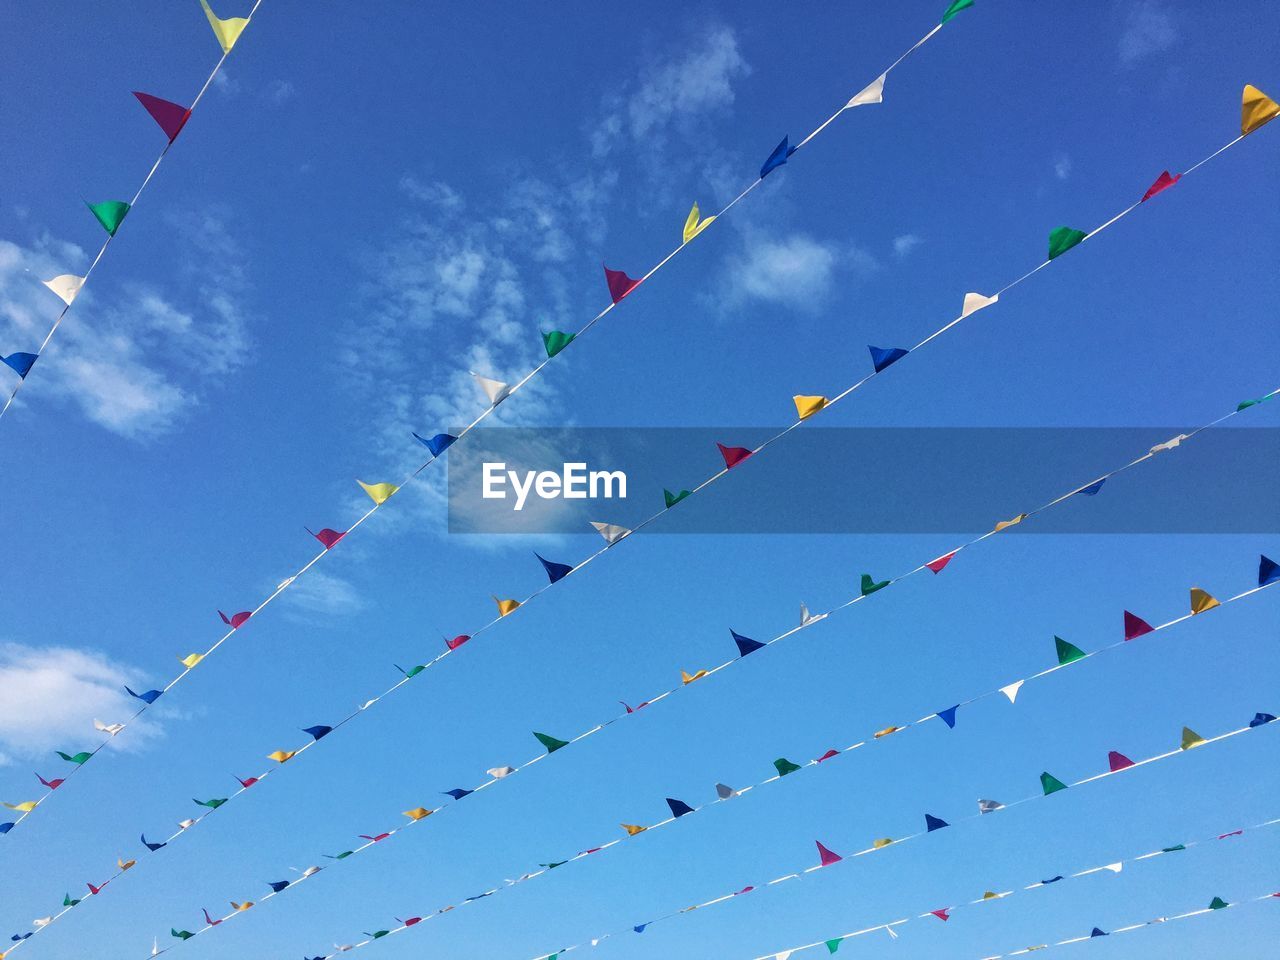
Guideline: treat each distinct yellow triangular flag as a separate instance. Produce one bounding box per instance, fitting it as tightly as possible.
[993,513,1027,533]
[118,857,137,871]
[179,652,205,669]
[357,480,398,505]
[621,823,647,836]
[793,395,829,420]
[3,801,37,812]
[403,807,432,821]
[682,203,716,243]
[231,901,254,911]
[267,749,296,763]
[681,669,708,684]
[1189,587,1221,615]
[1242,84,1280,136]
[982,891,1004,900]
[1180,726,1207,750]
[873,725,901,739]
[200,0,249,54]
[493,596,520,617]
[872,837,894,849]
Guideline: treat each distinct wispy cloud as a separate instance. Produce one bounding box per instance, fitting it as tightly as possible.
[1054,154,1073,181]
[893,233,923,258]
[279,569,367,622]
[1119,1,1178,65]
[720,232,879,311]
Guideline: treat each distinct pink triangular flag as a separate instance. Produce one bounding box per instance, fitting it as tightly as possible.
[717,443,753,469]
[603,264,640,303]
[815,749,839,762]
[925,551,956,574]
[816,840,843,866]
[1141,170,1181,202]
[445,634,471,651]
[133,92,192,142]
[219,610,252,629]
[307,527,346,549]
[1107,750,1135,772]
[930,908,950,922]
[1123,610,1154,641]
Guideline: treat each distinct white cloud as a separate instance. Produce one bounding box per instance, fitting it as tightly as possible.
[893,234,923,258]
[280,569,366,622]
[1054,154,1073,181]
[1119,1,1177,65]
[269,79,296,105]
[721,233,879,310]
[0,643,165,765]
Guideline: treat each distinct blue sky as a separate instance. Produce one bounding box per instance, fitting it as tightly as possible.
[1,1,1278,958]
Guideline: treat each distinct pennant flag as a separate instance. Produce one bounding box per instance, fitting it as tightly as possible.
[634,925,648,933]
[142,834,167,851]
[873,725,901,739]
[666,798,695,818]
[359,833,391,843]
[403,807,432,821]
[1078,478,1106,496]
[1181,726,1207,750]
[542,330,575,358]
[445,634,470,651]
[194,797,228,809]
[937,705,960,729]
[1124,610,1154,640]
[171,929,194,941]
[590,521,631,544]
[816,749,839,762]
[872,838,894,849]
[1237,395,1270,411]
[177,819,195,829]
[488,766,516,778]
[993,513,1026,532]
[126,685,162,705]
[1242,84,1280,135]
[133,91,192,142]
[663,488,691,508]
[1260,555,1280,586]
[443,788,473,800]
[603,264,641,303]
[978,798,1003,814]
[681,669,708,684]
[868,345,909,373]
[717,442,753,469]
[1208,896,1229,910]
[64,894,82,906]
[1047,226,1087,260]
[199,0,248,53]
[1190,587,1221,614]
[1040,771,1069,795]
[815,841,842,866]
[930,908,951,922]
[87,880,107,895]
[731,629,766,657]
[846,74,885,109]
[800,602,825,626]
[999,680,1025,703]
[413,432,457,457]
[493,596,520,617]
[86,200,130,236]
[266,880,290,893]
[715,783,736,799]
[1250,713,1277,727]
[961,291,998,318]
[683,202,716,243]
[3,801,38,812]
[621,823,647,836]
[396,663,426,678]
[397,917,422,926]
[539,860,567,871]
[926,551,957,574]
[326,850,354,860]
[925,813,949,832]
[1055,636,1087,665]
[792,395,829,420]
[941,0,975,24]
[57,751,91,765]
[179,653,204,669]
[536,553,574,584]
[1090,928,1108,938]
[92,718,125,737]
[36,773,64,789]
[773,757,803,777]
[42,274,86,306]
[860,573,890,596]
[983,891,1004,900]
[357,480,399,506]
[534,731,571,754]
[1150,433,1189,454]
[266,750,296,763]
[825,938,844,954]
[219,609,251,629]
[1141,170,1180,202]
[760,135,796,178]
[1,353,38,379]
[302,725,332,742]
[1108,751,1135,771]
[203,909,222,927]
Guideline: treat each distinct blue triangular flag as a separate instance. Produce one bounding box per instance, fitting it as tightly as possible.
[141,834,166,852]
[633,924,649,934]
[868,345,909,373]
[1041,875,1064,884]
[760,136,796,179]
[2,352,38,379]
[536,553,574,584]
[0,822,14,834]
[1079,479,1106,496]
[936,705,959,729]
[731,629,766,657]
[1250,712,1277,727]
[924,813,949,832]
[1090,928,1108,938]
[302,725,332,741]
[666,797,695,818]
[1260,555,1279,586]
[266,880,290,893]
[11,933,32,941]
[413,432,458,458]
[443,788,473,800]
[125,686,162,705]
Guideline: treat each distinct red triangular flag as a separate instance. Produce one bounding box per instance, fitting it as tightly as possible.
[1107,750,1135,772]
[237,776,259,788]
[1141,170,1180,202]
[360,833,391,843]
[219,610,252,629]
[925,551,957,574]
[307,527,346,549]
[930,908,950,922]
[446,634,471,651]
[603,264,640,303]
[717,443,753,469]
[133,92,192,142]
[87,881,107,895]
[816,841,843,866]
[1123,610,1154,641]
[37,773,65,790]
[733,885,755,895]
[815,749,839,762]
[203,908,222,926]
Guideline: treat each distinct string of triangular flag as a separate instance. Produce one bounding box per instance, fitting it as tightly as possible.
[50,561,1270,960]
[13,548,1272,955]
[0,1,977,835]
[1,0,263,423]
[506,714,1276,960]
[740,815,1280,960]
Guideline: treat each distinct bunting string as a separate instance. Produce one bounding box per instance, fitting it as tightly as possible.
[11,550,1274,954]
[0,0,265,423]
[0,1,978,834]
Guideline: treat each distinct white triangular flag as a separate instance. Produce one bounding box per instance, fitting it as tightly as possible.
[800,602,827,626]
[1150,434,1189,454]
[885,926,899,940]
[1103,862,1123,873]
[846,73,886,108]
[590,521,632,544]
[152,937,159,957]
[776,953,793,960]
[359,698,379,710]
[961,291,999,318]
[42,274,85,306]
[487,766,516,779]
[177,819,196,829]
[33,917,52,928]
[277,576,296,590]
[299,865,322,878]
[472,372,511,406]
[94,719,125,736]
[978,798,1004,814]
[999,680,1025,704]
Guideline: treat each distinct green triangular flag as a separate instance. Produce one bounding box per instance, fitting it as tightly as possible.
[86,200,131,236]
[540,860,568,869]
[542,330,575,358]
[194,797,228,809]
[63,893,81,907]
[664,488,691,508]
[57,751,92,764]
[368,930,390,939]
[534,731,571,754]
[773,757,802,777]
[329,850,354,860]
[171,929,194,941]
[826,937,844,953]
[941,0,975,23]
[1054,636,1086,665]
[860,574,890,596]
[1047,226,1087,260]
[1040,771,1069,795]
[1161,844,1186,853]
[397,663,425,678]
[1208,896,1228,910]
